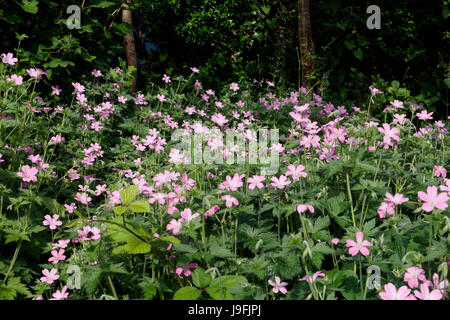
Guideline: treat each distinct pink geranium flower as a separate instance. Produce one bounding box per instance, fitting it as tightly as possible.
[17,165,38,182]
[221,195,239,208]
[247,175,265,190]
[77,226,101,241]
[1,52,18,65]
[40,268,59,284]
[50,286,69,300]
[167,218,182,234]
[299,271,325,284]
[379,283,416,300]
[42,214,62,230]
[345,231,372,256]
[404,267,426,288]
[270,175,291,189]
[48,249,66,264]
[384,192,409,205]
[414,283,442,300]
[417,186,448,212]
[204,205,220,218]
[268,276,288,295]
[219,173,245,192]
[180,208,200,222]
[296,204,314,214]
[433,166,447,179]
[230,83,239,91]
[377,201,395,219]
[285,164,307,180]
[378,123,400,147]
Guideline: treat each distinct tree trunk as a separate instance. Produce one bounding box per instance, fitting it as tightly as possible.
[122,0,137,93]
[297,0,315,90]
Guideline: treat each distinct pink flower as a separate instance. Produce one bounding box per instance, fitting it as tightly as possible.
[50,286,69,300]
[230,83,239,91]
[345,231,372,256]
[48,249,66,264]
[190,67,200,73]
[75,192,92,205]
[26,68,46,79]
[299,271,325,283]
[91,69,102,77]
[378,123,400,147]
[285,164,307,180]
[296,204,314,214]
[64,203,77,213]
[52,239,70,249]
[156,94,166,102]
[377,201,395,218]
[331,238,340,245]
[433,166,447,179]
[221,195,239,208]
[166,218,182,234]
[42,214,62,230]
[379,283,416,300]
[414,283,442,300]
[369,86,382,95]
[268,276,288,295]
[40,268,59,284]
[428,273,449,298]
[17,165,38,182]
[7,74,23,86]
[247,175,265,190]
[1,52,18,65]
[404,267,426,288]
[219,173,245,192]
[270,175,291,189]
[49,134,65,145]
[176,262,198,278]
[180,208,200,222]
[384,192,409,205]
[417,186,448,212]
[77,226,101,241]
[204,205,220,218]
[162,74,171,83]
[118,96,127,104]
[416,110,433,121]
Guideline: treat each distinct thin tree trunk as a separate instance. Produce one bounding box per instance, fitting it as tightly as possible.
[297,0,315,90]
[122,0,137,93]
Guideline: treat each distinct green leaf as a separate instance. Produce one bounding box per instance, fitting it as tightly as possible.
[206,275,247,300]
[21,0,39,14]
[111,244,129,255]
[126,236,151,254]
[113,206,128,215]
[352,48,363,61]
[90,1,116,8]
[192,268,212,288]
[120,185,139,205]
[173,286,201,300]
[155,236,180,245]
[128,200,150,213]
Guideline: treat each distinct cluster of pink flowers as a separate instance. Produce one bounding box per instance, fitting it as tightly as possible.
[131,129,167,153]
[377,192,408,218]
[379,267,448,300]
